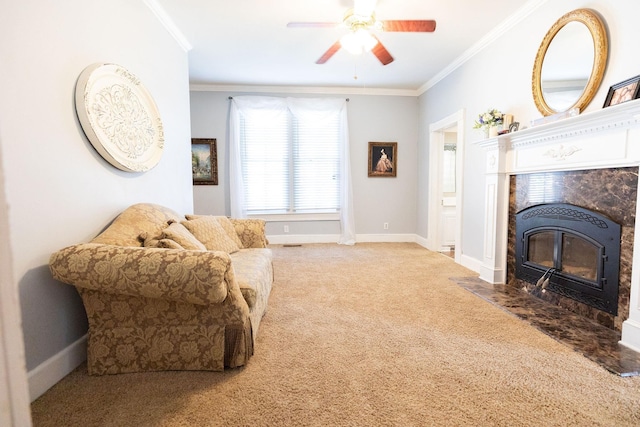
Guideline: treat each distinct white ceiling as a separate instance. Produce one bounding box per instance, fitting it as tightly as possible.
[155,0,536,93]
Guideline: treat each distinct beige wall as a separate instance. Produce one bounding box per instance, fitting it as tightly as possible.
[418,0,640,262]
[190,91,419,238]
[0,0,194,400]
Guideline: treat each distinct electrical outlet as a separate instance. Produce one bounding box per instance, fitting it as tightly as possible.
[383,222,389,230]
[284,225,289,233]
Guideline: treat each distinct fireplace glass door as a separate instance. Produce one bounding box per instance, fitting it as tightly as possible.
[527,231,554,269]
[526,230,599,283]
[561,234,598,281]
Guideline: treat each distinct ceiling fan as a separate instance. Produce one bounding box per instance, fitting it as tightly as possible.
[287,0,436,66]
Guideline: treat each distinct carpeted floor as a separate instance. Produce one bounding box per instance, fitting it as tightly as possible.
[31,243,640,426]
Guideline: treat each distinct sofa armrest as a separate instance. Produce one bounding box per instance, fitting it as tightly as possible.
[230,219,268,248]
[49,243,233,305]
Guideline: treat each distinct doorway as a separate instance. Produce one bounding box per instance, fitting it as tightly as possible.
[427,110,465,263]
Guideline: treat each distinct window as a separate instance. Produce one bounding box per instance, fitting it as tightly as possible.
[239,108,340,215]
[229,96,355,245]
[442,142,456,194]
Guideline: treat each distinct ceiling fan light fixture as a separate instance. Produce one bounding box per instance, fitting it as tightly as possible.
[343,8,378,30]
[340,29,378,55]
[353,0,377,17]
[289,2,436,66]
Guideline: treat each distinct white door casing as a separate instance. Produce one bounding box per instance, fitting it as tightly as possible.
[427,109,465,263]
[0,137,32,426]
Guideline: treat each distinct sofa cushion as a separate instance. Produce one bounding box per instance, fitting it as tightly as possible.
[230,248,273,309]
[182,217,240,253]
[185,215,244,249]
[162,221,206,251]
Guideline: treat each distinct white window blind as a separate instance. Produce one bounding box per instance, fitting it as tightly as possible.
[239,109,340,215]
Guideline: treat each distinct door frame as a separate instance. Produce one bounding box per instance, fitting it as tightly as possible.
[427,109,465,263]
[0,142,32,424]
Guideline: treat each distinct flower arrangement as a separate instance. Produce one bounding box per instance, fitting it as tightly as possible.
[473,108,504,130]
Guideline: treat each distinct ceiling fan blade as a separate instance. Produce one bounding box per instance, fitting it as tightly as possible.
[316,41,342,64]
[371,36,394,65]
[381,20,436,32]
[287,22,340,28]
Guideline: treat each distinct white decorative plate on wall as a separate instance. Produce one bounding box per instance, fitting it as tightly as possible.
[75,63,164,172]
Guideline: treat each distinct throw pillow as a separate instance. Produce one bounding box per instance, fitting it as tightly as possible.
[161,221,206,251]
[139,231,161,248]
[230,218,268,248]
[185,214,244,249]
[181,216,240,253]
[155,239,185,250]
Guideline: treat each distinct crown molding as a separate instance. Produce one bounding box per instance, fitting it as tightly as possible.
[143,0,192,52]
[148,0,548,96]
[418,0,549,95]
[189,84,419,97]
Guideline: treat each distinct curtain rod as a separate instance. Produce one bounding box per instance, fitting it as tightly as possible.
[228,96,349,101]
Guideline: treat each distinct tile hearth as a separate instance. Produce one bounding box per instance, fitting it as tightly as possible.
[454,277,640,377]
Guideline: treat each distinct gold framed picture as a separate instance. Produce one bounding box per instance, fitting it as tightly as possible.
[191,138,218,185]
[368,142,397,177]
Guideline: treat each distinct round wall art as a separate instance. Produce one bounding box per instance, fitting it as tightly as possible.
[75,63,164,172]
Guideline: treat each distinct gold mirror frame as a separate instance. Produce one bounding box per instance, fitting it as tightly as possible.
[532,9,608,116]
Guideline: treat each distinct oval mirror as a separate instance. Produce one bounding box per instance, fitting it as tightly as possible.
[532,9,608,116]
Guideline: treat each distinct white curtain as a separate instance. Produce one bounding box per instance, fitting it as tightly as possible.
[229,96,289,218]
[229,96,356,245]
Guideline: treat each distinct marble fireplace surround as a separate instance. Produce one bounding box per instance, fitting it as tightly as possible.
[509,168,635,331]
[475,99,640,352]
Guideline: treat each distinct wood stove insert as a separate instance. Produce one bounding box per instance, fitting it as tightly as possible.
[515,203,621,315]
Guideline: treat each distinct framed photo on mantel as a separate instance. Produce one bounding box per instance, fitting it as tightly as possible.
[603,75,640,108]
[191,138,218,185]
[368,142,397,177]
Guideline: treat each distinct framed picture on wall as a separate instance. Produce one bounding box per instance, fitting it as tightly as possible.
[603,75,640,108]
[368,142,397,177]
[191,138,218,185]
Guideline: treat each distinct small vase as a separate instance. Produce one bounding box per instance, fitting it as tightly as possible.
[489,126,499,137]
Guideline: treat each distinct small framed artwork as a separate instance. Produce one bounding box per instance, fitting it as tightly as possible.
[191,138,218,185]
[603,75,640,108]
[368,142,397,177]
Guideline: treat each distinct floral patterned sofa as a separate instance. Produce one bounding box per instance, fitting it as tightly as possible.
[49,203,273,375]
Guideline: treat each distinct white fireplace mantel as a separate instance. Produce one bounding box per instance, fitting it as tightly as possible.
[474,99,640,352]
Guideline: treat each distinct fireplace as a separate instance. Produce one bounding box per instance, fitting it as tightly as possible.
[507,168,636,330]
[514,203,621,315]
[474,100,640,348]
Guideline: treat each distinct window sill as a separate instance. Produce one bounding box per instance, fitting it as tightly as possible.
[248,213,340,222]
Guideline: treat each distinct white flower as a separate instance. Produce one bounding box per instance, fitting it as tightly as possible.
[473,108,504,130]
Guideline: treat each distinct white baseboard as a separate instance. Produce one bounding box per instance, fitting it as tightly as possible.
[414,235,429,248]
[480,269,506,284]
[28,334,86,402]
[460,254,484,277]
[356,233,418,243]
[266,234,341,245]
[621,318,640,352]
[267,233,419,245]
